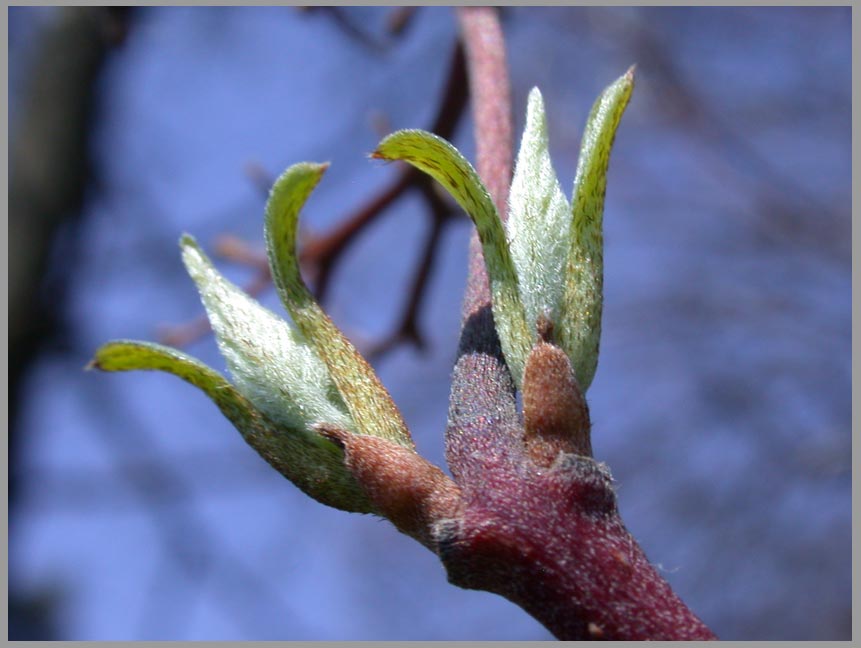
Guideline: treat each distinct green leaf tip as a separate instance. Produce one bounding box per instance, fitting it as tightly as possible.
[373,129,533,388]
[91,339,259,426]
[264,161,414,449]
[559,67,634,392]
[89,339,375,514]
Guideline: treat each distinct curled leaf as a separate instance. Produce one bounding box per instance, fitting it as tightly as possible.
[89,340,254,424]
[264,162,414,448]
[508,87,571,335]
[560,67,635,391]
[373,129,533,387]
[89,340,374,513]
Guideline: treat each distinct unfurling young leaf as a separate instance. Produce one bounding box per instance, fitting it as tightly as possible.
[89,161,423,512]
[374,68,633,395]
[180,234,354,434]
[263,162,413,449]
[559,67,635,391]
[508,87,571,336]
[372,130,533,388]
[90,66,632,520]
[89,340,373,513]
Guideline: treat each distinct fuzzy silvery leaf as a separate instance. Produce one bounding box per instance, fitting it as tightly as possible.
[559,67,634,392]
[264,162,414,449]
[508,87,571,335]
[372,129,533,388]
[180,235,354,434]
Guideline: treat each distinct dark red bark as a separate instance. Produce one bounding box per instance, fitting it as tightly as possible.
[438,453,716,640]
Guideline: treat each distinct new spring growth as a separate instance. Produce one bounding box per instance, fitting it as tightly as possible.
[89,163,415,514]
[89,68,632,518]
[374,67,634,393]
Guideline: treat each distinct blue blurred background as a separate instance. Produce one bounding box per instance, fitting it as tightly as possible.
[8,6,851,640]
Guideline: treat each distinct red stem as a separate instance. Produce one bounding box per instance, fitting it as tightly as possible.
[456,6,512,320]
[439,7,717,640]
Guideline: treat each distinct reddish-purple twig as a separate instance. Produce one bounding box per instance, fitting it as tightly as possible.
[435,8,717,640]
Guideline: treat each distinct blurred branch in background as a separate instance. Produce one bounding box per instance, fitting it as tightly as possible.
[9,5,134,501]
[9,7,468,640]
[8,7,135,638]
[615,8,848,260]
[161,32,469,361]
[296,6,420,53]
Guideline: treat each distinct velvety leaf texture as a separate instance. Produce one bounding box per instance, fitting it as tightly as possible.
[181,235,354,434]
[508,87,571,336]
[88,340,374,513]
[560,68,635,391]
[264,162,414,448]
[90,340,259,427]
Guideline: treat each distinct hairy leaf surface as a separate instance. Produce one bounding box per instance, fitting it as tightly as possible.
[508,88,571,335]
[89,340,374,513]
[561,68,634,391]
[181,235,354,433]
[373,130,533,387]
[264,163,413,448]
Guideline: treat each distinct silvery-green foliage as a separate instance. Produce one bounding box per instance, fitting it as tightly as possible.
[376,69,634,393]
[181,236,354,434]
[91,162,417,512]
[559,68,634,391]
[508,87,571,335]
[372,130,533,387]
[263,163,413,448]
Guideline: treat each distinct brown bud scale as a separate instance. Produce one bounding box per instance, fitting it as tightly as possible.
[522,341,592,466]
